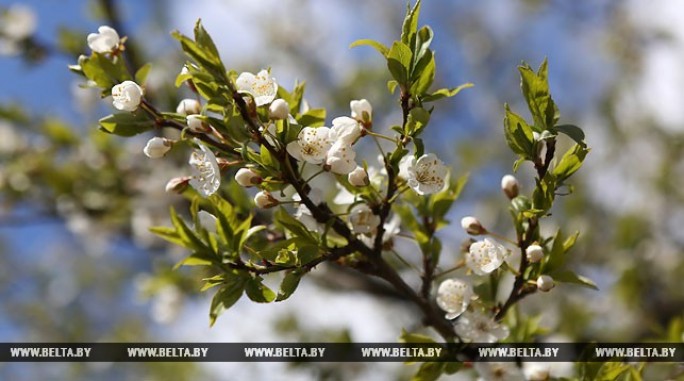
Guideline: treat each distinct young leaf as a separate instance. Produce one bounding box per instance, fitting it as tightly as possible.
[400,329,436,344]
[401,0,422,48]
[349,39,389,57]
[245,277,277,303]
[134,63,152,85]
[98,113,155,137]
[297,108,326,127]
[550,270,599,290]
[553,144,589,182]
[518,59,558,131]
[276,269,305,302]
[551,124,586,147]
[209,276,246,326]
[421,83,473,103]
[503,105,535,158]
[387,41,413,86]
[410,50,435,96]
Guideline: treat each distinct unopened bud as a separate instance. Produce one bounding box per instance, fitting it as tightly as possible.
[165,176,190,193]
[461,216,486,235]
[536,275,555,292]
[254,191,279,209]
[268,99,290,120]
[348,166,369,187]
[143,137,172,159]
[501,174,519,199]
[176,99,201,115]
[235,168,262,187]
[186,114,209,133]
[525,244,544,263]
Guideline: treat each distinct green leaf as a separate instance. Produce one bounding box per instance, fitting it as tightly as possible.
[274,207,317,243]
[387,80,399,94]
[297,245,320,266]
[209,277,246,326]
[551,124,586,147]
[349,39,389,56]
[401,0,422,48]
[532,175,556,213]
[297,108,326,127]
[80,52,131,92]
[134,63,152,85]
[387,41,413,86]
[503,104,535,158]
[276,269,305,302]
[410,50,435,96]
[550,270,599,290]
[518,58,558,131]
[193,19,222,67]
[412,362,444,381]
[98,112,155,137]
[245,277,277,303]
[413,26,434,65]
[149,226,185,248]
[400,329,436,344]
[553,144,589,183]
[421,83,473,102]
[406,107,431,136]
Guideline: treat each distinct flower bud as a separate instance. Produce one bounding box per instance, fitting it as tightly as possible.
[268,99,290,120]
[87,25,120,53]
[348,166,369,187]
[536,275,555,292]
[235,168,262,187]
[501,174,519,199]
[186,114,208,133]
[143,137,172,159]
[165,176,190,193]
[254,191,279,209]
[525,244,544,263]
[176,99,201,115]
[350,99,372,124]
[461,216,486,235]
[111,81,143,112]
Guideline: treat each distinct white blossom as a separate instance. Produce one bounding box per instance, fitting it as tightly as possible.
[197,210,217,233]
[466,238,508,275]
[501,174,520,199]
[143,137,171,159]
[454,310,510,343]
[111,81,143,112]
[461,216,485,235]
[537,275,555,292]
[402,153,448,195]
[254,191,278,209]
[186,114,208,133]
[436,278,474,319]
[329,116,362,145]
[176,99,201,115]
[235,168,261,187]
[474,362,525,381]
[526,244,544,263]
[87,25,120,54]
[268,99,290,120]
[326,141,357,174]
[350,99,372,123]
[188,142,220,197]
[349,204,380,235]
[236,69,278,106]
[348,166,369,187]
[0,4,37,41]
[286,127,332,165]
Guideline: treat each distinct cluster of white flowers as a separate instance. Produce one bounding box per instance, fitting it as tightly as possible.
[399,153,448,195]
[286,101,370,176]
